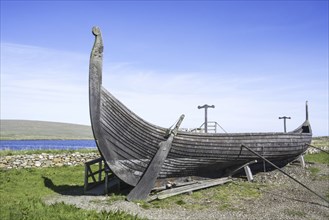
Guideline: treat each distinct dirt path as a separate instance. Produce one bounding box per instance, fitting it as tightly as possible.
[44,163,329,219]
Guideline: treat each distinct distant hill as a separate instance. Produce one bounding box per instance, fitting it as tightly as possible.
[0,120,94,140]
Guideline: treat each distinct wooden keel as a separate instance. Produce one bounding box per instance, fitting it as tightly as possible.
[127,115,185,201]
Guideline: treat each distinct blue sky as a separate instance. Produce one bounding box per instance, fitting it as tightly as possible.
[1,1,328,136]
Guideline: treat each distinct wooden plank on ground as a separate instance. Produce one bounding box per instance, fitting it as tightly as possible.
[147,177,232,201]
[152,180,199,192]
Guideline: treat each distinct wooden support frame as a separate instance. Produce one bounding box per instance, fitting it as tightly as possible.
[227,160,258,177]
[84,157,115,194]
[84,157,104,192]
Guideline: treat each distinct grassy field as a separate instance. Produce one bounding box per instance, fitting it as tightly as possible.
[0,136,327,219]
[0,120,93,140]
[311,136,329,148]
[1,153,325,219]
[0,166,141,220]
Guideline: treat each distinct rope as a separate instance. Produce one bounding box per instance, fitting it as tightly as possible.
[241,144,329,205]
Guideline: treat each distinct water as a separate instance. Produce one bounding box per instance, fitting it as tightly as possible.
[0,140,97,151]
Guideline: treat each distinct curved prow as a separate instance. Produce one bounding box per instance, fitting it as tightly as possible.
[292,101,312,134]
[89,26,103,138]
[89,27,142,186]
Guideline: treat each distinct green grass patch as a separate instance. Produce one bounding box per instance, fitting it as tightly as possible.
[308,166,320,176]
[106,194,127,205]
[144,181,266,211]
[304,152,329,165]
[311,136,329,148]
[283,209,307,218]
[0,166,143,220]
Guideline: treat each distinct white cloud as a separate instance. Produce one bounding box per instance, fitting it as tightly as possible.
[103,65,327,135]
[1,43,90,125]
[1,43,328,136]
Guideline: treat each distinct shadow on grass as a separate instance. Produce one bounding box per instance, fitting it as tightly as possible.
[42,176,132,197]
[42,176,84,195]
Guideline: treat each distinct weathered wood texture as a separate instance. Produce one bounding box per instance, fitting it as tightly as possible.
[127,115,184,201]
[147,177,232,201]
[89,27,312,189]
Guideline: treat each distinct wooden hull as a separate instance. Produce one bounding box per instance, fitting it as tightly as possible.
[99,88,311,186]
[89,27,312,187]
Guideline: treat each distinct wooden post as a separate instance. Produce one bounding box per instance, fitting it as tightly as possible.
[84,163,88,192]
[198,104,215,133]
[244,165,254,182]
[278,116,291,133]
[298,155,305,168]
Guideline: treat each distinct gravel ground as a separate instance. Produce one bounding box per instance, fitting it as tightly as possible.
[44,162,329,219]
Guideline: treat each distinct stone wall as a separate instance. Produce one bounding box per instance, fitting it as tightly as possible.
[0,152,100,169]
[0,145,327,170]
[307,146,328,154]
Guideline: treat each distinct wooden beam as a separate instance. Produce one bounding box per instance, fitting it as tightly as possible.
[127,115,185,201]
[244,165,253,182]
[227,160,257,177]
[147,177,232,201]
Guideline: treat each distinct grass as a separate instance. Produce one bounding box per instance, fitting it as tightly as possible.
[308,166,321,175]
[305,136,329,165]
[134,181,267,211]
[0,166,143,220]
[304,152,329,165]
[0,120,94,140]
[105,180,266,212]
[0,136,327,218]
[311,136,329,148]
[283,209,307,218]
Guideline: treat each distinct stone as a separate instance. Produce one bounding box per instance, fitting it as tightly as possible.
[53,158,62,163]
[35,161,42,167]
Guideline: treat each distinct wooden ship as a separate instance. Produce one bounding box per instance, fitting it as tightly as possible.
[89,27,312,200]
